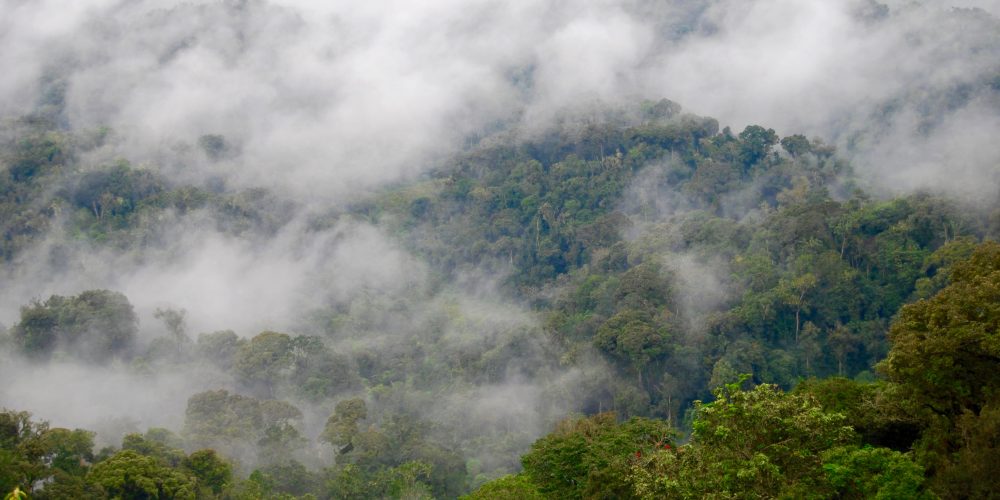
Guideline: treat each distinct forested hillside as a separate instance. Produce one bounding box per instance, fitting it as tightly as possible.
[2,0,1000,499]
[2,94,999,498]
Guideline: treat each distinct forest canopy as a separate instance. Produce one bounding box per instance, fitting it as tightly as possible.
[2,97,998,497]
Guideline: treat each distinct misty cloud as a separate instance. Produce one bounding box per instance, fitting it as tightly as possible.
[0,353,231,444]
[0,212,425,336]
[644,1,1000,201]
[4,0,997,200]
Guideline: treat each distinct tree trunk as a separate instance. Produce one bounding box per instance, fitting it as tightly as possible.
[795,307,801,343]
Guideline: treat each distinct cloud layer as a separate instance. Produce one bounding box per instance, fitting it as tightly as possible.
[3,1,997,201]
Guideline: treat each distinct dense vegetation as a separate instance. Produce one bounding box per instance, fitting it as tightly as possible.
[468,240,1000,498]
[1,95,999,498]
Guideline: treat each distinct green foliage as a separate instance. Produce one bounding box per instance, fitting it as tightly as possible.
[629,381,929,499]
[462,473,544,499]
[70,162,163,223]
[286,336,360,400]
[183,390,303,463]
[11,289,137,361]
[323,464,368,499]
[2,488,26,500]
[1,100,997,497]
[327,411,467,499]
[196,330,244,371]
[683,382,853,497]
[368,106,723,289]
[0,121,70,259]
[821,446,931,499]
[39,428,97,477]
[793,378,921,451]
[551,174,973,418]
[325,461,435,500]
[780,134,812,157]
[912,236,978,299]
[232,332,359,400]
[182,449,232,495]
[595,309,672,384]
[0,410,51,494]
[108,430,236,498]
[0,409,106,498]
[122,429,186,467]
[320,398,367,450]
[880,241,1000,417]
[738,124,779,166]
[878,241,1000,497]
[253,461,320,498]
[521,412,675,499]
[233,331,294,394]
[86,450,197,500]
[930,401,1000,498]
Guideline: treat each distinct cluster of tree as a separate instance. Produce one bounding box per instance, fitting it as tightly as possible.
[0,409,233,499]
[348,99,996,427]
[0,115,293,261]
[6,295,359,404]
[0,115,71,261]
[543,192,984,422]
[467,382,929,499]
[2,288,531,497]
[878,241,1000,496]
[10,290,137,362]
[319,398,467,498]
[349,100,719,288]
[468,241,1000,498]
[0,400,465,499]
[5,242,992,499]
[3,98,1000,497]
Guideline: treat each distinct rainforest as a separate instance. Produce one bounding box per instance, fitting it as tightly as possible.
[1,1,999,499]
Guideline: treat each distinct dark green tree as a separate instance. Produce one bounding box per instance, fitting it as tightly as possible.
[11,290,138,361]
[86,450,196,500]
[183,390,303,464]
[879,241,1000,496]
[182,449,232,496]
[233,331,294,396]
[738,125,778,167]
[779,134,812,157]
